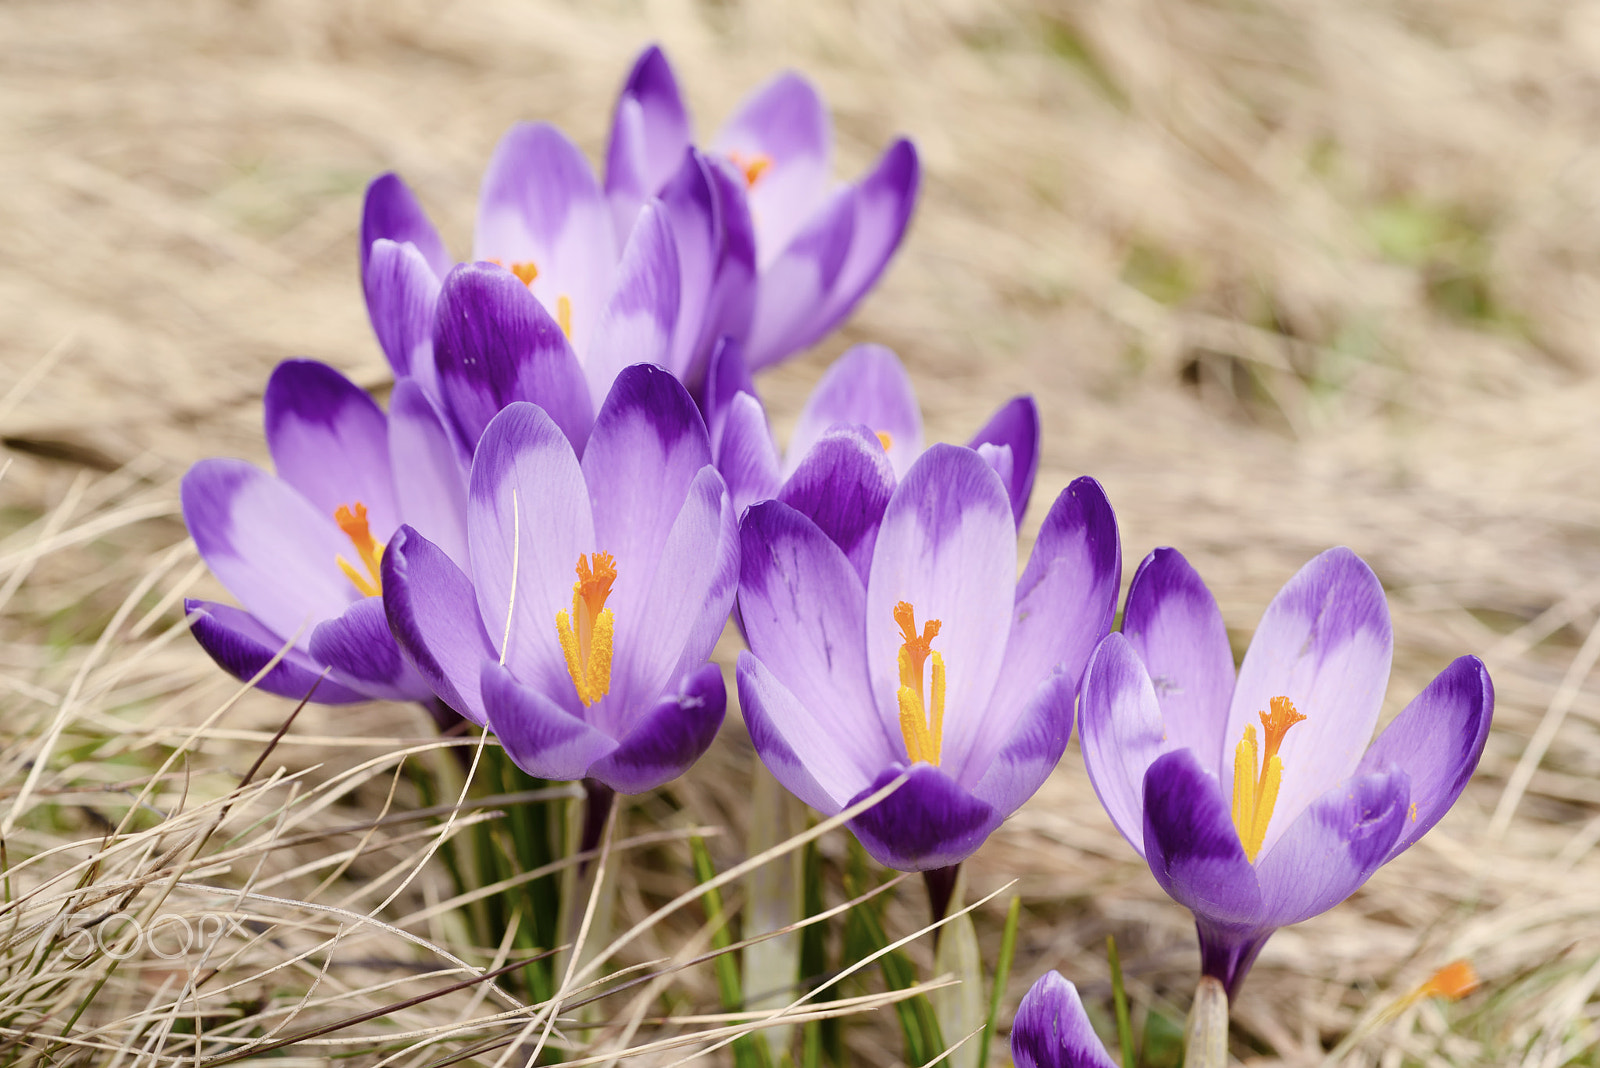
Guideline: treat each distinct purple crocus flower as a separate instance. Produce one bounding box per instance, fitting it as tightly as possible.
[604,45,920,371]
[736,445,1119,870]
[1010,971,1119,1068]
[1079,547,1494,998]
[182,360,468,710]
[379,364,739,793]
[705,340,1039,531]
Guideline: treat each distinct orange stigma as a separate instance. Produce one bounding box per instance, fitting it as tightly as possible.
[1415,960,1479,1002]
[893,602,946,766]
[510,261,539,286]
[1230,696,1306,862]
[334,502,385,597]
[556,552,616,706]
[728,150,773,188]
[876,431,894,452]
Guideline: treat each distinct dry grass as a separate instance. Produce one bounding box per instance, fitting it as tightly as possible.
[4,0,1600,1063]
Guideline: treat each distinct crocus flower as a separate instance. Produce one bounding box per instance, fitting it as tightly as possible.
[604,44,920,371]
[379,364,739,793]
[736,444,1119,870]
[182,360,468,710]
[704,340,1039,529]
[1078,547,1494,998]
[1010,971,1119,1068]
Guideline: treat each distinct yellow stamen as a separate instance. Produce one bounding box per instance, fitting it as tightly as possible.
[334,502,385,597]
[893,602,945,766]
[557,294,573,339]
[510,261,539,286]
[1230,696,1306,862]
[728,150,773,188]
[555,552,616,706]
[876,431,893,452]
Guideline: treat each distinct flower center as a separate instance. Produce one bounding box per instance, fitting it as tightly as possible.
[1230,695,1306,862]
[727,150,772,188]
[893,601,946,766]
[334,502,385,597]
[556,552,616,707]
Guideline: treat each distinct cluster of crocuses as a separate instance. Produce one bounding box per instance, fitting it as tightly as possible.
[179,43,1494,1062]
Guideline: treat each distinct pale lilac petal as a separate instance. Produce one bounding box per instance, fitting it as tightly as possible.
[186,599,366,704]
[866,445,1017,768]
[968,666,1075,818]
[1010,972,1120,1068]
[364,238,442,386]
[1142,749,1263,926]
[263,360,397,537]
[182,458,358,641]
[432,262,594,450]
[845,763,1000,871]
[968,395,1039,527]
[738,650,868,814]
[474,122,616,356]
[362,172,450,279]
[381,525,497,725]
[696,157,759,373]
[975,442,1014,502]
[702,335,757,455]
[655,152,718,383]
[777,426,895,585]
[742,190,854,371]
[387,379,470,568]
[589,662,726,793]
[581,201,681,405]
[482,660,618,781]
[712,71,831,264]
[1357,655,1493,862]
[309,596,434,703]
[1122,548,1235,776]
[1078,633,1169,856]
[1227,547,1394,855]
[604,45,692,238]
[813,138,920,335]
[786,344,923,479]
[717,391,782,516]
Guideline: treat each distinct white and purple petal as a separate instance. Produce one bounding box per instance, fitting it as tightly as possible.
[737,650,869,814]
[185,599,366,704]
[361,172,451,280]
[1078,633,1169,856]
[603,44,693,239]
[967,665,1076,819]
[777,426,895,586]
[786,344,923,479]
[387,379,471,567]
[844,763,1000,871]
[1141,749,1263,927]
[481,660,619,781]
[309,596,434,703]
[712,71,832,264]
[1010,971,1120,1068]
[581,202,681,406]
[968,395,1039,527]
[742,190,854,371]
[716,391,783,517]
[811,138,920,343]
[381,525,497,725]
[588,662,726,794]
[364,238,442,385]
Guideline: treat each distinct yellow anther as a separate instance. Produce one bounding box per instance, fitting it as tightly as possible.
[876,431,893,452]
[1230,696,1305,862]
[728,150,773,187]
[557,294,573,339]
[334,502,384,597]
[555,552,616,706]
[510,261,539,286]
[893,602,945,766]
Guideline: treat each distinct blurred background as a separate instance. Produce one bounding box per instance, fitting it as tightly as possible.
[4,0,1600,1063]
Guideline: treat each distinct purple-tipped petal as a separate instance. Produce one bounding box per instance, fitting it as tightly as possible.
[263,360,397,537]
[787,344,923,479]
[743,190,854,371]
[1227,547,1393,855]
[364,238,442,385]
[1142,749,1263,926]
[703,335,757,454]
[604,45,693,237]
[1010,971,1120,1068]
[968,395,1039,527]
[432,261,594,450]
[387,380,470,567]
[182,458,359,640]
[309,596,433,703]
[186,599,366,704]
[1122,548,1236,775]
[968,665,1075,817]
[654,152,719,384]
[481,659,618,781]
[1078,633,1169,856]
[696,158,759,373]
[716,391,782,516]
[1358,655,1492,861]
[1255,767,1409,927]
[582,202,681,405]
[777,426,895,585]
[361,173,450,280]
[813,138,920,337]
[846,762,1000,871]
[737,650,868,814]
[475,122,616,357]
[866,446,1018,767]
[712,71,832,263]
[588,662,726,794]
[381,525,498,725]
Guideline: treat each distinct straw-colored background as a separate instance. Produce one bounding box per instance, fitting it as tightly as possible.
[4,0,1600,1063]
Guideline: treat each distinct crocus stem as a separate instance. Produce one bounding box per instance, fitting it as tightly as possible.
[1182,976,1229,1068]
[578,778,616,875]
[921,863,961,942]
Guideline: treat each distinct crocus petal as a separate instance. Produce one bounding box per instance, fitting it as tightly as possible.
[812,138,920,338]
[742,190,854,371]
[263,360,397,537]
[968,395,1039,527]
[475,122,616,357]
[387,379,470,568]
[432,262,594,450]
[866,446,1017,768]
[1356,655,1493,862]
[786,344,923,479]
[968,665,1076,818]
[185,599,366,704]
[1122,547,1236,775]
[654,152,719,384]
[1142,749,1263,926]
[182,458,358,641]
[468,403,595,708]
[1078,633,1169,856]
[380,525,497,725]
[361,172,451,279]
[1010,971,1121,1068]
[845,763,1000,871]
[702,335,757,455]
[588,662,726,794]
[712,71,832,264]
[364,238,442,386]
[737,651,865,814]
[777,426,895,585]
[604,44,693,238]
[309,596,433,703]
[697,158,759,373]
[1255,767,1409,927]
[717,391,783,517]
[481,659,619,781]
[581,202,681,406]
[1226,547,1393,856]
